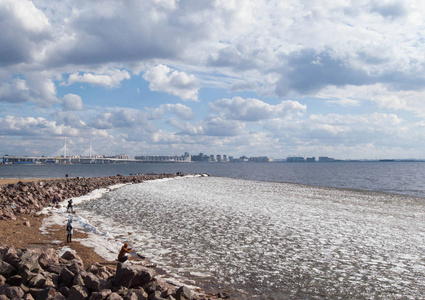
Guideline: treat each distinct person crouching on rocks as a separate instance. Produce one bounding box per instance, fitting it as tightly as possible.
[118,243,133,263]
[66,219,73,243]
[66,199,74,213]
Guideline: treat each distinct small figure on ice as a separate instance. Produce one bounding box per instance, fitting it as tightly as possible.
[66,219,73,243]
[66,199,74,213]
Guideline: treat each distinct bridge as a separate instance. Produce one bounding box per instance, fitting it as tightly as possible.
[2,140,139,165]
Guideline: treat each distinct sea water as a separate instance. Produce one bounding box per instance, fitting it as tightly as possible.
[72,175,425,299]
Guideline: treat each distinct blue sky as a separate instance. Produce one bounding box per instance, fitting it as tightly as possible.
[1,0,425,159]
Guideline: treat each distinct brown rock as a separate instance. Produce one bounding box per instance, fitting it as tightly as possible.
[4,285,25,299]
[68,285,90,300]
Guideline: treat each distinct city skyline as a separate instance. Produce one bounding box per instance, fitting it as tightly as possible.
[1,1,425,160]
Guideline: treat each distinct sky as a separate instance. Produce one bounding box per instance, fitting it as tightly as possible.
[1,0,425,160]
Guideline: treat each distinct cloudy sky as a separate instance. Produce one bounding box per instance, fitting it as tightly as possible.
[1,0,425,160]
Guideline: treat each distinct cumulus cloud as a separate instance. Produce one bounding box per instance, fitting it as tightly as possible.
[0,115,77,136]
[164,103,194,120]
[210,97,306,121]
[0,0,51,66]
[0,75,57,107]
[65,69,131,88]
[89,108,150,130]
[143,65,200,101]
[62,94,83,111]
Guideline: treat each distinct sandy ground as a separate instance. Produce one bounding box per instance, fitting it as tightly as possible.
[0,178,127,268]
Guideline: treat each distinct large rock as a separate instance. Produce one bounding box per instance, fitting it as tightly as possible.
[68,285,90,300]
[0,260,16,278]
[88,289,112,300]
[175,286,192,300]
[38,248,59,270]
[4,285,25,299]
[58,267,75,287]
[114,263,157,289]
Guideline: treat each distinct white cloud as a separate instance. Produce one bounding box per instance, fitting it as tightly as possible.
[143,65,200,101]
[89,108,150,129]
[66,69,130,88]
[164,103,194,120]
[0,75,58,107]
[210,97,306,121]
[62,94,83,111]
[0,0,51,66]
[0,115,77,137]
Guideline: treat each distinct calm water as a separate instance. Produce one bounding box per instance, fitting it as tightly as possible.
[1,161,425,198]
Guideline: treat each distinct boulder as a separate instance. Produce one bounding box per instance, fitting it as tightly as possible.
[115,263,157,289]
[89,289,112,300]
[174,286,192,300]
[39,248,59,270]
[108,292,124,300]
[58,267,75,287]
[6,274,23,286]
[68,285,90,300]
[84,271,105,292]
[124,289,148,300]
[35,287,57,300]
[4,285,25,299]
[28,273,46,288]
[0,260,16,278]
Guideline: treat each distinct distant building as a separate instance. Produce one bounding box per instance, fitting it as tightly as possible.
[319,156,335,162]
[135,153,191,162]
[287,156,305,162]
[249,156,273,162]
[306,157,316,162]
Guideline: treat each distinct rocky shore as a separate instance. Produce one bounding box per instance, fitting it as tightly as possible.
[0,174,226,300]
[0,244,201,300]
[0,174,177,220]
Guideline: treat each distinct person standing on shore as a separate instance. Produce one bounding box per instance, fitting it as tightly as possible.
[66,199,74,213]
[66,219,73,243]
[118,243,133,263]
[52,195,58,207]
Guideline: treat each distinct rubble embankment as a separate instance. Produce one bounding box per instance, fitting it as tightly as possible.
[0,245,216,300]
[0,174,176,220]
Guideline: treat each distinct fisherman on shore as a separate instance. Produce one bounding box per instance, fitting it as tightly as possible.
[66,199,74,213]
[118,243,133,263]
[66,219,73,243]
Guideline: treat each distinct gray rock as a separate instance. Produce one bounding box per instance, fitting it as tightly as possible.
[89,289,112,300]
[174,286,192,300]
[108,292,124,300]
[84,271,105,291]
[58,267,75,287]
[115,263,156,289]
[35,287,56,300]
[6,274,22,286]
[148,290,166,300]
[4,285,25,299]
[124,289,148,300]
[38,248,59,270]
[28,273,46,288]
[68,285,90,300]
[0,260,16,277]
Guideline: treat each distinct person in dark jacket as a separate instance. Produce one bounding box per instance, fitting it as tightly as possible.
[67,199,74,213]
[118,243,133,263]
[66,219,73,243]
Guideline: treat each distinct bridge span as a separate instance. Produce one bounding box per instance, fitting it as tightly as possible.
[2,156,140,164]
